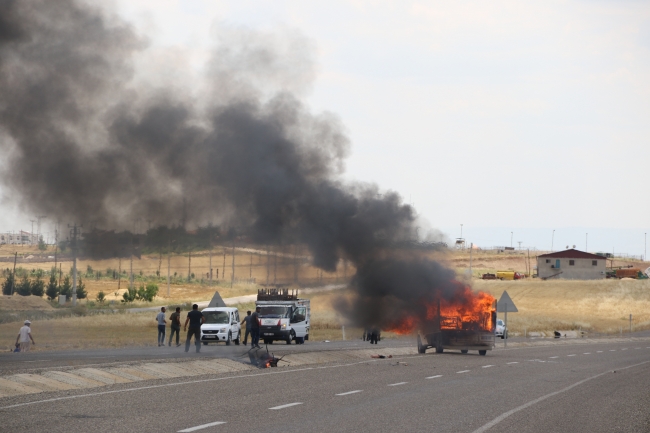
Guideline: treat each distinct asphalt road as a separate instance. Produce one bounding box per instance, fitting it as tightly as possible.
[1,338,649,433]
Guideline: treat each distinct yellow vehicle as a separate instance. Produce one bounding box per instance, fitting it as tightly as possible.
[496,271,523,280]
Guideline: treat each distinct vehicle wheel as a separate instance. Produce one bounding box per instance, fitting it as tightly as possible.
[435,346,444,354]
[479,350,487,356]
[295,337,304,344]
[225,332,231,346]
[417,335,426,354]
[500,335,504,339]
[461,349,468,354]
[202,342,208,346]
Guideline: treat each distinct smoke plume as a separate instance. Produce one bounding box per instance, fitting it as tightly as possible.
[0,0,460,330]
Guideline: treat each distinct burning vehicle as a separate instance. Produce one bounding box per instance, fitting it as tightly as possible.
[415,296,496,356]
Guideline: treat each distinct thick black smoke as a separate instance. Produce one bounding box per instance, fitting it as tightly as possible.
[0,0,454,329]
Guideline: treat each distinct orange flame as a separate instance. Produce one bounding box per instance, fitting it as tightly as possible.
[385,284,495,335]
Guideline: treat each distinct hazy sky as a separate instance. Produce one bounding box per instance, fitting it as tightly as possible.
[2,1,649,255]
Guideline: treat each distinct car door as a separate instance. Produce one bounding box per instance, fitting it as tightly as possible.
[290,306,308,337]
[231,311,240,338]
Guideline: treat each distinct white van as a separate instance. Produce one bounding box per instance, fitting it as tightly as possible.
[200,307,241,345]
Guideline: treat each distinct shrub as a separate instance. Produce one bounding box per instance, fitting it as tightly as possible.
[1,273,15,295]
[96,291,106,303]
[31,277,45,297]
[38,239,47,251]
[16,276,32,296]
[76,276,87,299]
[45,274,59,300]
[60,275,72,299]
[135,283,158,302]
[122,287,137,303]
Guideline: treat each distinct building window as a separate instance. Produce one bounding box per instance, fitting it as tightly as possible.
[545,259,550,263]
[592,260,597,266]
[569,260,575,266]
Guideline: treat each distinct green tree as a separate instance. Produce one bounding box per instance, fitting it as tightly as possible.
[96,291,106,303]
[121,287,137,303]
[60,275,72,299]
[16,276,32,296]
[2,272,15,295]
[76,276,87,299]
[45,273,59,300]
[31,277,45,297]
[38,239,47,251]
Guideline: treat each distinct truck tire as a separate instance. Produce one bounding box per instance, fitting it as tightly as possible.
[417,336,426,354]
[461,349,468,354]
[435,346,444,354]
[295,336,304,344]
[479,350,487,356]
[225,332,231,346]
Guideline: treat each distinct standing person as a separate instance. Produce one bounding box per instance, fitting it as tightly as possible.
[250,307,261,348]
[15,320,35,352]
[156,307,167,346]
[184,304,204,353]
[168,307,182,347]
[369,327,379,345]
[240,310,252,345]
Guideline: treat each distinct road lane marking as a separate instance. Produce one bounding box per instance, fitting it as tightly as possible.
[269,402,302,410]
[549,356,558,359]
[457,370,470,374]
[471,360,650,433]
[596,351,603,353]
[610,350,616,351]
[336,390,362,396]
[567,354,576,357]
[482,365,494,368]
[426,375,442,379]
[178,421,226,432]
[506,362,518,364]
[23,360,51,363]
[388,382,408,386]
[622,348,628,351]
[635,347,641,350]
[583,353,591,355]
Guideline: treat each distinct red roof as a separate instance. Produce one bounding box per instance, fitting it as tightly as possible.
[538,249,606,260]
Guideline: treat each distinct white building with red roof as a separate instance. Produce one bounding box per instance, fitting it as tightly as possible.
[537,249,606,280]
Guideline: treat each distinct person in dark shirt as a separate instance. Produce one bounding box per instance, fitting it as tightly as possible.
[250,307,261,348]
[183,304,204,353]
[168,307,182,347]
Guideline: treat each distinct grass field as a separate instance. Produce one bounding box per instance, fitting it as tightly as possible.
[1,247,648,352]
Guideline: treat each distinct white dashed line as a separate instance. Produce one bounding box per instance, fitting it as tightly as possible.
[482,365,495,368]
[610,350,616,352]
[426,375,443,379]
[635,347,641,350]
[387,382,408,387]
[596,351,603,353]
[336,390,362,396]
[506,362,518,365]
[269,403,303,410]
[178,421,226,432]
[583,353,591,355]
[457,370,470,374]
[567,354,576,357]
[549,356,558,359]
[622,348,628,351]
[23,360,51,363]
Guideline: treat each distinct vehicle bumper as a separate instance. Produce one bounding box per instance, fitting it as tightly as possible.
[259,327,290,340]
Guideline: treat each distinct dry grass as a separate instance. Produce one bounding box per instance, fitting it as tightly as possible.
[473,278,650,335]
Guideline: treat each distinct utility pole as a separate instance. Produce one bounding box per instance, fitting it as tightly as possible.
[187,249,192,282]
[36,215,47,244]
[510,232,513,248]
[517,241,522,250]
[209,240,213,285]
[250,252,253,280]
[222,250,226,280]
[231,238,235,288]
[167,240,171,296]
[551,229,555,252]
[30,219,36,245]
[69,224,81,305]
[469,243,472,278]
[11,252,17,295]
[586,233,588,252]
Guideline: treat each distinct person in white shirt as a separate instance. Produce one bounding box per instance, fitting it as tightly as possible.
[155,307,167,347]
[16,320,35,352]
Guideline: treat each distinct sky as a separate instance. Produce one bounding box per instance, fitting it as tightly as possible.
[1,0,649,257]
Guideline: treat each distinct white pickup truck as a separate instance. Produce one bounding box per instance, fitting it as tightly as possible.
[256,287,310,345]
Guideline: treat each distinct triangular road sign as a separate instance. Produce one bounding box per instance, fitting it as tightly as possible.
[497,291,518,313]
